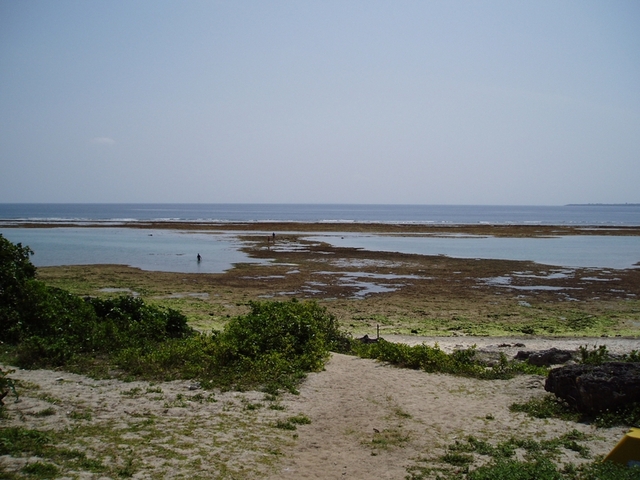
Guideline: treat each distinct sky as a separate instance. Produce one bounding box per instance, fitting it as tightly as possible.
[1,1,639,205]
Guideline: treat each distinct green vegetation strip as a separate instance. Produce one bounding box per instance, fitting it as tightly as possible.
[351,339,548,379]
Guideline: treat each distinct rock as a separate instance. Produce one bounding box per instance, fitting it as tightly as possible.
[515,348,574,366]
[545,362,640,414]
[358,335,379,344]
[529,348,574,366]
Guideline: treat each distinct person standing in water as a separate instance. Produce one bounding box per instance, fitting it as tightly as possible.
[197,253,201,262]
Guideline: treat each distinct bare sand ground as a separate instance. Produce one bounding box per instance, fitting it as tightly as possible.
[272,353,624,480]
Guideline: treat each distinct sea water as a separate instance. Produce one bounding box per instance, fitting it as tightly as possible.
[0,228,264,274]
[310,233,640,270]
[1,203,640,225]
[2,226,640,272]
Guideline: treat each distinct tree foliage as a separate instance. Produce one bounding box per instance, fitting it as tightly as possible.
[0,234,36,342]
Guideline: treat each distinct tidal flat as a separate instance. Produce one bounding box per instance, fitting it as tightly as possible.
[36,222,640,338]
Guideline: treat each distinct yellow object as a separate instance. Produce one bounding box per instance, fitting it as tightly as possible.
[604,427,640,467]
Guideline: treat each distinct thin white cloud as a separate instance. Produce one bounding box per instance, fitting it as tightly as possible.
[91,137,115,145]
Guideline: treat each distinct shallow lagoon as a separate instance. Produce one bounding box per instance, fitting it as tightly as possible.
[2,227,640,272]
[0,228,263,273]
[310,233,640,270]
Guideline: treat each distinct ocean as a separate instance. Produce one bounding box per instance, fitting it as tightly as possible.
[1,203,640,225]
[1,204,640,272]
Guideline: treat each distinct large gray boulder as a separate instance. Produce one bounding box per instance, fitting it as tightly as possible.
[544,362,640,414]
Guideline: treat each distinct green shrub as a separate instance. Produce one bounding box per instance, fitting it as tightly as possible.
[103,300,349,392]
[12,294,193,369]
[218,299,349,370]
[0,234,36,343]
[579,345,611,365]
[90,296,193,348]
[351,340,547,380]
[202,300,349,390]
[1,236,193,369]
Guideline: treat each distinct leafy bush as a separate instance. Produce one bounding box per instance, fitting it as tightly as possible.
[1,235,193,368]
[579,345,640,365]
[90,296,193,347]
[12,293,193,369]
[0,234,36,343]
[217,299,349,371]
[351,339,547,380]
[114,300,351,391]
[579,345,611,365]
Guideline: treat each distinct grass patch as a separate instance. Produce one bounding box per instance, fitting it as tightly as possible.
[0,426,108,477]
[510,394,581,422]
[32,407,56,417]
[274,414,311,430]
[21,461,60,478]
[69,410,92,421]
[408,430,638,480]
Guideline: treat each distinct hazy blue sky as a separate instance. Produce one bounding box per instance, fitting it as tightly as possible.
[1,1,639,205]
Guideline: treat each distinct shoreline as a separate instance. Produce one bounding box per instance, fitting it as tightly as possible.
[3,220,640,237]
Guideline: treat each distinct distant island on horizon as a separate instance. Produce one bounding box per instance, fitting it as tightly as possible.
[566,203,640,207]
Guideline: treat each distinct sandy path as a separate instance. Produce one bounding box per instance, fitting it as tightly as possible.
[271,352,629,480]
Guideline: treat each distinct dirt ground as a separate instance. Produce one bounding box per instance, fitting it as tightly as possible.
[3,222,640,478]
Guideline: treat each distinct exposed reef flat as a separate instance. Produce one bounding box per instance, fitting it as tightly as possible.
[9,220,640,237]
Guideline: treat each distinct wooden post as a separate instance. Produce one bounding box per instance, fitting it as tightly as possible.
[377,324,380,340]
